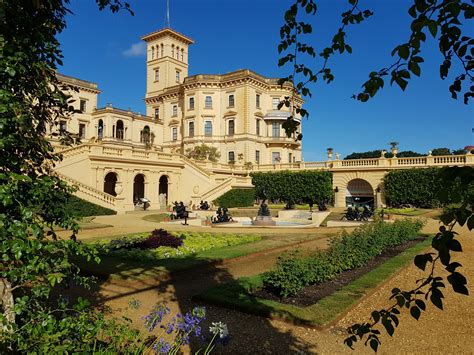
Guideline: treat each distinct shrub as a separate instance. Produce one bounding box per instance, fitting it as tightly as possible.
[214,188,255,208]
[65,195,117,217]
[262,219,424,297]
[134,229,184,249]
[383,167,471,208]
[250,170,333,207]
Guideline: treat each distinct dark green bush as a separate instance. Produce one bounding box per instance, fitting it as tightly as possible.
[250,170,333,207]
[65,195,117,217]
[384,168,451,208]
[213,188,255,208]
[262,219,424,297]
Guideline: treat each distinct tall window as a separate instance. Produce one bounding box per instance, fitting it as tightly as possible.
[116,120,124,140]
[172,127,177,141]
[80,99,87,113]
[176,70,180,83]
[272,152,281,164]
[154,69,159,81]
[228,151,235,163]
[256,119,260,136]
[255,150,260,164]
[151,46,155,59]
[189,97,194,110]
[97,119,103,139]
[160,44,164,57]
[188,121,194,137]
[79,123,86,139]
[171,45,174,57]
[272,97,280,110]
[181,48,184,61]
[154,108,159,119]
[272,122,280,137]
[172,105,177,117]
[228,119,235,136]
[289,153,292,163]
[205,96,212,109]
[204,121,212,137]
[228,94,235,107]
[256,94,261,108]
[176,46,179,59]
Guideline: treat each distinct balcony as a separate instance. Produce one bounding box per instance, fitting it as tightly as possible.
[263,110,301,123]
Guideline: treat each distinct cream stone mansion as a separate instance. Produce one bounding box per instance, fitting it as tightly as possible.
[53,27,474,213]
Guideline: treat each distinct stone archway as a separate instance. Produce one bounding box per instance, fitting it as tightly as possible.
[133,174,145,202]
[104,172,118,196]
[345,178,374,207]
[159,175,169,206]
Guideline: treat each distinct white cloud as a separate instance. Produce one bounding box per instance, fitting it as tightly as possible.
[122,42,147,57]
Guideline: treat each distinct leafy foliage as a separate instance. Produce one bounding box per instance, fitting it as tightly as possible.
[185,144,221,162]
[383,167,471,208]
[263,219,424,297]
[214,188,255,208]
[0,0,134,351]
[251,170,333,207]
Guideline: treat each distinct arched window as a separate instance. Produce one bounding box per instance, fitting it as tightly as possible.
[140,125,150,143]
[188,121,194,137]
[205,96,212,109]
[181,48,184,61]
[176,46,180,59]
[171,45,174,57]
[204,121,212,137]
[151,46,155,59]
[161,44,164,57]
[156,45,160,58]
[228,119,235,136]
[104,172,118,196]
[116,120,124,140]
[98,119,104,139]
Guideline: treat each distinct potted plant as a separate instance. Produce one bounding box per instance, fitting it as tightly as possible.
[389,141,399,156]
[327,147,334,160]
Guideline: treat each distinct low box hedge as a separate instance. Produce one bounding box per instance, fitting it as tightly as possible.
[263,219,424,297]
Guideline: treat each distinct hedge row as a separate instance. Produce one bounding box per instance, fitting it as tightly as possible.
[213,188,255,208]
[250,170,333,206]
[65,195,116,217]
[383,168,447,208]
[262,219,424,297]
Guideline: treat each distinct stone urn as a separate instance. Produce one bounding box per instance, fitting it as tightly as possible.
[327,148,334,160]
[114,182,123,196]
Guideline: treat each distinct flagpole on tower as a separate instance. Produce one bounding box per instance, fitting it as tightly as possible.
[166,0,171,28]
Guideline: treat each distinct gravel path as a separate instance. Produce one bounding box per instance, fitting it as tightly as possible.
[88,216,474,354]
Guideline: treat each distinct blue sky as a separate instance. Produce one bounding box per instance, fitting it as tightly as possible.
[58,0,473,161]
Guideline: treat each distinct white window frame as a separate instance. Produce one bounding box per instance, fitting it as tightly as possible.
[205,96,212,109]
[272,97,280,110]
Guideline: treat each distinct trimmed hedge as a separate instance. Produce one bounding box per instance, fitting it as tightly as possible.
[213,188,255,208]
[383,168,448,208]
[250,170,333,206]
[262,219,424,297]
[65,195,116,217]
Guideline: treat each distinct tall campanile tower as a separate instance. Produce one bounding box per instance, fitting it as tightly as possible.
[142,28,194,98]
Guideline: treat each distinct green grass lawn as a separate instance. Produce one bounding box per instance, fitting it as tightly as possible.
[196,237,432,327]
[76,231,328,281]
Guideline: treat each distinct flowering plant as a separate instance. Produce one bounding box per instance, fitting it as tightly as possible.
[142,302,229,354]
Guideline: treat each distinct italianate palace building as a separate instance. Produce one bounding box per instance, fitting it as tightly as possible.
[54,27,303,212]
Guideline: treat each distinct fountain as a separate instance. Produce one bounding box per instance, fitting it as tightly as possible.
[251,200,276,226]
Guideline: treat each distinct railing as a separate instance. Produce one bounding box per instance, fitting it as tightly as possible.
[200,178,233,200]
[180,155,211,178]
[341,159,379,167]
[56,144,90,159]
[433,155,466,164]
[55,172,116,207]
[396,157,427,165]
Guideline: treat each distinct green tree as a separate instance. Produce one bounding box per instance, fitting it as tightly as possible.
[0,0,136,351]
[185,144,221,162]
[431,147,452,156]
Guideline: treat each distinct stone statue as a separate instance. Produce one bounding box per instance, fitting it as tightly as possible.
[159,193,167,209]
[257,200,271,216]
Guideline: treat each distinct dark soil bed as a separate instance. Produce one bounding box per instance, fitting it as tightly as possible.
[253,237,425,307]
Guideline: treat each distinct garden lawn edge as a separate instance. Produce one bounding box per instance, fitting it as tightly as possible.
[194,236,432,328]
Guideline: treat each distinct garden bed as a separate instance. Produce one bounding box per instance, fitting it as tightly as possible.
[195,237,431,327]
[253,237,423,307]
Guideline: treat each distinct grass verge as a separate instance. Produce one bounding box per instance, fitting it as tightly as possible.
[195,236,431,327]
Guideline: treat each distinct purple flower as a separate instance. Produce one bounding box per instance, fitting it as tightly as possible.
[153,338,172,354]
[143,304,171,332]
